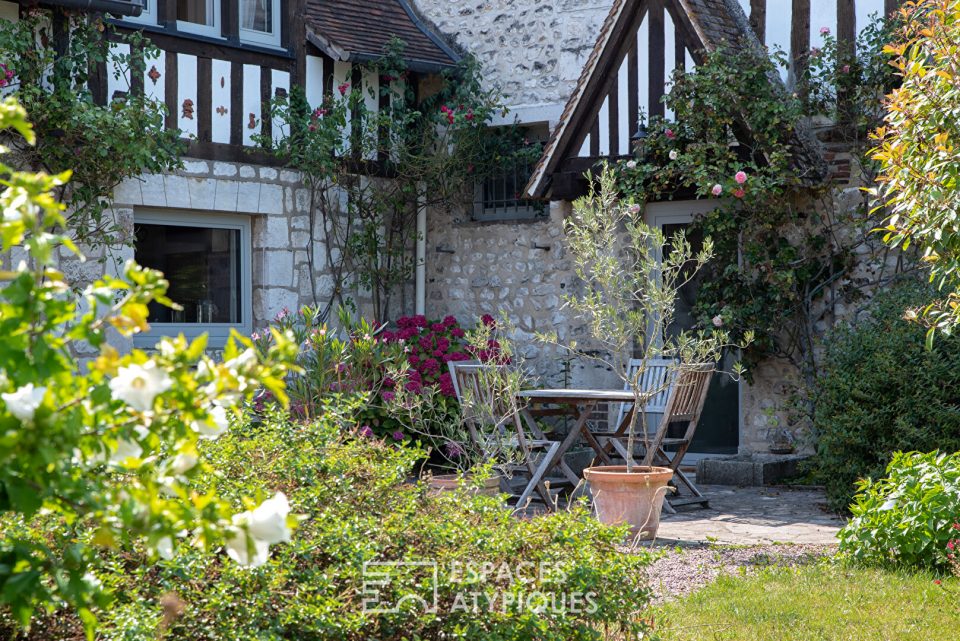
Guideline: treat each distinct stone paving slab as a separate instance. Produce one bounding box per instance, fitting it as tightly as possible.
[654,484,845,546]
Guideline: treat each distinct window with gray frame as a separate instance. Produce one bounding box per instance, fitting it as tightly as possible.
[472,124,547,222]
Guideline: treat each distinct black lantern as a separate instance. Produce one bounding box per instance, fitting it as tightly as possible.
[631,122,649,159]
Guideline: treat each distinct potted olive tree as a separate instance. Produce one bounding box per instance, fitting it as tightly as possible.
[542,165,750,539]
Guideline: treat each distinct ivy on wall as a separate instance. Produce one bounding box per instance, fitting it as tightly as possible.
[614,17,906,430]
[0,9,181,249]
[260,41,542,323]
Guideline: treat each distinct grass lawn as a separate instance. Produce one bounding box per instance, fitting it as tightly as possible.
[655,561,959,640]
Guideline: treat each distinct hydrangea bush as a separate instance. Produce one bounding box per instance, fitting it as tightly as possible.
[0,99,297,635]
[254,309,510,468]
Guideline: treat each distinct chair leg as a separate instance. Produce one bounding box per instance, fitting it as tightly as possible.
[516,442,560,509]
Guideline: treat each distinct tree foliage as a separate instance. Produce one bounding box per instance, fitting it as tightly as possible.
[0,99,297,637]
[872,0,960,341]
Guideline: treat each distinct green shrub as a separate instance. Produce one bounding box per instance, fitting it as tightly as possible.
[813,281,960,511]
[1,399,655,640]
[838,451,960,570]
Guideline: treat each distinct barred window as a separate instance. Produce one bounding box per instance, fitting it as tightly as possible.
[472,124,547,222]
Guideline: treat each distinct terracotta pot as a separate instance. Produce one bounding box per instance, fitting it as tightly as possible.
[427,473,500,497]
[583,465,674,540]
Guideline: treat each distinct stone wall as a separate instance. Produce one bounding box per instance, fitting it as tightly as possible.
[425,200,619,391]
[94,157,376,348]
[415,0,612,114]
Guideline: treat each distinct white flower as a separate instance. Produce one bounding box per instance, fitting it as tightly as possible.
[669,150,678,160]
[712,315,724,328]
[243,492,292,544]
[224,348,257,374]
[170,452,198,475]
[156,536,175,560]
[625,160,637,169]
[1,384,46,422]
[192,405,230,439]
[225,528,271,567]
[109,361,172,412]
[111,438,143,464]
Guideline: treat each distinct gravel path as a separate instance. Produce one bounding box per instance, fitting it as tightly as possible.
[637,543,836,604]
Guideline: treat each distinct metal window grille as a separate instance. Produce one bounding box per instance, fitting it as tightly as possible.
[472,143,544,222]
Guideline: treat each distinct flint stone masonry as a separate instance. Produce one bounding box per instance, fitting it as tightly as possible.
[415,0,612,111]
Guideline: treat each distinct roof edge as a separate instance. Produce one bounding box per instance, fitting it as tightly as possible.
[397,0,462,64]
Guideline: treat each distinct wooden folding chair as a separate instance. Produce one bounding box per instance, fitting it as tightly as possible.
[597,361,711,510]
[613,358,677,436]
[641,363,712,509]
[448,361,560,509]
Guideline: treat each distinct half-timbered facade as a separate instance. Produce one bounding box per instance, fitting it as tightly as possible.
[418,0,901,455]
[4,0,458,349]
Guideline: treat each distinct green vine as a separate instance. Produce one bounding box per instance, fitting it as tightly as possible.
[614,16,904,429]
[0,8,181,250]
[259,40,541,323]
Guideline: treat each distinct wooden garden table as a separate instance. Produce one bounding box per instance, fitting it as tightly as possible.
[516,388,638,485]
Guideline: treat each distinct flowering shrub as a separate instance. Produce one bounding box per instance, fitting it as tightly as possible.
[253,308,504,455]
[838,451,960,570]
[0,99,298,634]
[1,406,657,640]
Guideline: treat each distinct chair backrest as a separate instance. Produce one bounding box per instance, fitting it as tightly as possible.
[447,359,481,401]
[447,361,525,455]
[642,363,712,466]
[615,358,678,432]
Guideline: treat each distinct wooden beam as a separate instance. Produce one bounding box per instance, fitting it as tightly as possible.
[164,49,177,130]
[589,117,600,157]
[790,0,810,88]
[111,28,294,69]
[648,0,665,118]
[837,0,856,60]
[198,57,212,142]
[230,61,243,146]
[750,0,766,43]
[260,65,273,142]
[885,0,900,17]
[130,44,144,98]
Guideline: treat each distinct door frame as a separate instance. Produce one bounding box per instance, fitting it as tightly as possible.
[645,200,741,458]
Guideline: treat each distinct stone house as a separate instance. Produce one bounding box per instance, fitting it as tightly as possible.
[414,0,901,455]
[9,0,902,457]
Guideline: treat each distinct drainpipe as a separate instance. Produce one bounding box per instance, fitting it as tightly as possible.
[415,182,426,316]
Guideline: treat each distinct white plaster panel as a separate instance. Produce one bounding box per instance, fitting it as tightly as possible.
[211,58,232,144]
[177,53,198,138]
[271,68,291,144]
[107,42,131,103]
[305,55,324,109]
[597,95,610,157]
[242,64,261,146]
[617,55,630,153]
[637,13,649,123]
[143,48,165,103]
[663,9,676,121]
[857,0,887,31]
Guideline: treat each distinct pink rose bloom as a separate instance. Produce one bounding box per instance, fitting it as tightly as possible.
[820,26,830,35]
[734,171,747,184]
[628,203,642,214]
[664,128,676,140]
[733,188,745,199]
[338,82,350,96]
[841,64,851,73]
[712,315,724,328]
[711,184,723,196]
